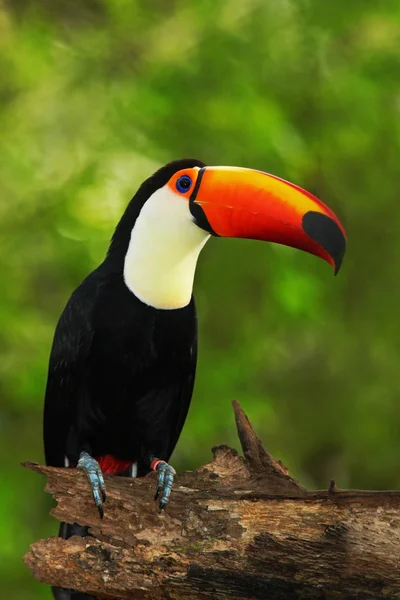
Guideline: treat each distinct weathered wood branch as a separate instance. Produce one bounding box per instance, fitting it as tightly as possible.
[24,402,400,599]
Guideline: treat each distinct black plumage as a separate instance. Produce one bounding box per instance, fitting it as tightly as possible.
[44,158,204,477]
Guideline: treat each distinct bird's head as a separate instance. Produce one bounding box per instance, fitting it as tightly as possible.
[115,159,346,309]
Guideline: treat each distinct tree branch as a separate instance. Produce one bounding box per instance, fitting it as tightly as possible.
[24,402,400,599]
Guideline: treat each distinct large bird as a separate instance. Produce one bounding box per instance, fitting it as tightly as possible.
[44,158,346,599]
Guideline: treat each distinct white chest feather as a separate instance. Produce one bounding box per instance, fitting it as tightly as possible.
[123,187,210,309]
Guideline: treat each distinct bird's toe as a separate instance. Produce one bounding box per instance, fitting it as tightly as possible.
[77,451,106,518]
[151,460,176,509]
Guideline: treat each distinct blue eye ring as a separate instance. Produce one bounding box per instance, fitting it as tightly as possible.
[176,175,193,193]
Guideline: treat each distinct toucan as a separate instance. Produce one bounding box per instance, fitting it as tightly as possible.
[44,158,345,598]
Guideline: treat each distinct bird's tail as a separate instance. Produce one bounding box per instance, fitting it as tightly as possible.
[52,522,98,600]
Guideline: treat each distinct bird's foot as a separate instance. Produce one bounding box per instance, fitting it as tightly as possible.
[150,459,176,509]
[77,451,106,518]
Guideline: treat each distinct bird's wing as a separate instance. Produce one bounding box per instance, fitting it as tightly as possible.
[43,273,100,467]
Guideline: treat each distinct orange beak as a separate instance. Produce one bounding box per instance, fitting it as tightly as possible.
[189,166,346,274]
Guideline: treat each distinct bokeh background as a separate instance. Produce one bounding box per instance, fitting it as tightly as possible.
[1,0,400,598]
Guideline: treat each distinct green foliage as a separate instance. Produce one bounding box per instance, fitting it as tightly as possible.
[1,1,400,597]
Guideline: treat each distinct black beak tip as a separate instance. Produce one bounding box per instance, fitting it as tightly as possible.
[302,211,346,276]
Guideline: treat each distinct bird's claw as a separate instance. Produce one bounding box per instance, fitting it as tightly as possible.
[154,461,176,509]
[77,451,106,518]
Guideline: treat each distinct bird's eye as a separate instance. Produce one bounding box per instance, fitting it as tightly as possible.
[176,175,192,193]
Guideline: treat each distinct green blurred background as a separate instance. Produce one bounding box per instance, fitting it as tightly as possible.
[1,0,400,597]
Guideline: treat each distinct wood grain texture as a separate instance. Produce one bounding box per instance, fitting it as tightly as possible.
[24,402,400,599]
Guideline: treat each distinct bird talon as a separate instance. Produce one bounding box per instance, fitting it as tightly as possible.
[77,451,106,518]
[152,461,176,509]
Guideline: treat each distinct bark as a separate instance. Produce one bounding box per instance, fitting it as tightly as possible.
[24,401,400,600]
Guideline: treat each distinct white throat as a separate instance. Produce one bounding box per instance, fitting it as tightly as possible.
[124,187,210,309]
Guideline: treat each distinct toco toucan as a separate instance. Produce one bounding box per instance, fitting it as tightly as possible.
[44,159,346,599]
